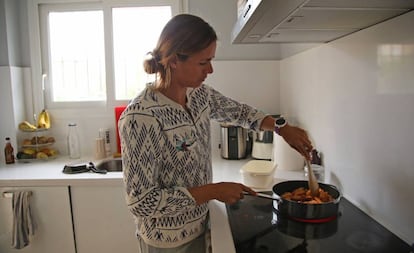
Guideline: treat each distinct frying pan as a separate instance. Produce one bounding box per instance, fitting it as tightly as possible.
[272,180,341,221]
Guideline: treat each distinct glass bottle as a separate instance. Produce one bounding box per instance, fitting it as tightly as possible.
[4,137,15,164]
[67,123,81,159]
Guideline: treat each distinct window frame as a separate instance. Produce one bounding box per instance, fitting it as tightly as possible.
[39,2,106,109]
[29,0,184,113]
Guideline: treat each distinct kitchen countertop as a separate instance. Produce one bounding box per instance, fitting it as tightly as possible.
[0,157,123,186]
[0,155,306,253]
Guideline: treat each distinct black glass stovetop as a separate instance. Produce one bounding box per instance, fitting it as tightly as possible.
[226,192,413,253]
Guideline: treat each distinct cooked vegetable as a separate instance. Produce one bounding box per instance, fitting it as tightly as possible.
[281,187,333,204]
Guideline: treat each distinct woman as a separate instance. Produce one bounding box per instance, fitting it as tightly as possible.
[119,14,312,252]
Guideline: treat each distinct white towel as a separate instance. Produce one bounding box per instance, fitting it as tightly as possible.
[12,191,36,249]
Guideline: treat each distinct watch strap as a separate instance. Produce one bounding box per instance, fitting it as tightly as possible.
[274,117,287,135]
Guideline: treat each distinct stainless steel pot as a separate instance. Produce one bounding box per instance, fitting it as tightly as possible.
[272,180,341,221]
[256,130,273,143]
[220,125,248,159]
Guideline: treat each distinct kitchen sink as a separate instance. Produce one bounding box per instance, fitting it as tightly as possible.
[96,158,123,172]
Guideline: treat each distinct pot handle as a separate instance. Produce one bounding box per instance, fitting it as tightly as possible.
[329,184,343,204]
[247,192,283,203]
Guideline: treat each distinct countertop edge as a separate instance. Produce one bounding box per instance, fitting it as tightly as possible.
[209,200,236,253]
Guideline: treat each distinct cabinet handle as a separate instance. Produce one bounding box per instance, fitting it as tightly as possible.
[2,191,32,198]
[243,4,251,18]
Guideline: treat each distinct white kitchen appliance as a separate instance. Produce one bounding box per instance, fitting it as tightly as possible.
[273,133,304,171]
[251,130,273,160]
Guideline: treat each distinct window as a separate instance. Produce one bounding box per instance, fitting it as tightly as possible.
[38,1,180,107]
[112,6,172,100]
[48,10,106,102]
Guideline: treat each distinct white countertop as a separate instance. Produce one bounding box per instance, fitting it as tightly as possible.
[0,156,123,186]
[0,155,306,253]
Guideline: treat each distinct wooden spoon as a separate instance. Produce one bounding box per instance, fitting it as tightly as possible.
[305,159,319,197]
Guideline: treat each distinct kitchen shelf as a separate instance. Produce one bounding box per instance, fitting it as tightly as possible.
[17,154,59,163]
[19,127,49,133]
[17,128,59,162]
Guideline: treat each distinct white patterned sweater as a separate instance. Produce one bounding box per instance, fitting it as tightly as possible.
[119,84,266,248]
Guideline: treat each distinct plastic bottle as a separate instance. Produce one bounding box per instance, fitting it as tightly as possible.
[4,137,15,164]
[99,128,111,157]
[67,123,81,159]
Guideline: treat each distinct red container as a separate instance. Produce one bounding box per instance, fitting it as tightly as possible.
[114,106,127,154]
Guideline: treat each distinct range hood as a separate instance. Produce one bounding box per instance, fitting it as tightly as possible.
[232,0,414,44]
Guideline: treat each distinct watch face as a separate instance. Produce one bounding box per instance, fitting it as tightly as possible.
[276,118,286,126]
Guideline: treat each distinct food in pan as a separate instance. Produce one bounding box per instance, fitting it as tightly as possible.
[281,187,334,204]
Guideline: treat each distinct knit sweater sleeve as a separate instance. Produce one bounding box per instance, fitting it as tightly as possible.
[206,85,267,131]
[119,105,197,219]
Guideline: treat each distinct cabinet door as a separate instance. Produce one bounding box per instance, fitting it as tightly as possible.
[0,186,75,253]
[71,185,139,253]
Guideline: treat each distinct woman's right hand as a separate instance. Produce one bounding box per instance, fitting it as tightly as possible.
[213,182,257,204]
[189,182,257,205]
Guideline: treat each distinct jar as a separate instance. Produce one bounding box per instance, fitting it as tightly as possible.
[99,128,111,157]
[67,123,81,159]
[304,164,325,182]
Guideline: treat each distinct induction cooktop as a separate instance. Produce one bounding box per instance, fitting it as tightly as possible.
[225,192,413,253]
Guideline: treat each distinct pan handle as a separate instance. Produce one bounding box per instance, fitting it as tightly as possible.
[244,192,283,203]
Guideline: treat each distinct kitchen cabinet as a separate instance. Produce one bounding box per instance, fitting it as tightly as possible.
[70,185,139,253]
[0,186,75,253]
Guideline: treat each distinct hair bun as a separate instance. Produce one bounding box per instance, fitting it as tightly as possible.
[143,51,160,74]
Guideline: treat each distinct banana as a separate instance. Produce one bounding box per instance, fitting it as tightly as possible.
[36,152,48,159]
[37,109,51,129]
[22,148,36,155]
[19,121,37,131]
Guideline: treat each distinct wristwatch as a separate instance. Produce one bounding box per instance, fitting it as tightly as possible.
[274,117,287,135]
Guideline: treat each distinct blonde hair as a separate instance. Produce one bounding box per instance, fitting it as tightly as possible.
[143,14,217,90]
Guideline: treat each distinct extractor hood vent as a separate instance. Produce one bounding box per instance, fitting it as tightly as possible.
[232,0,414,44]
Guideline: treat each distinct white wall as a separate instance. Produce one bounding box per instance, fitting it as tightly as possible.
[0,0,27,66]
[0,67,27,163]
[280,11,414,243]
[205,60,280,157]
